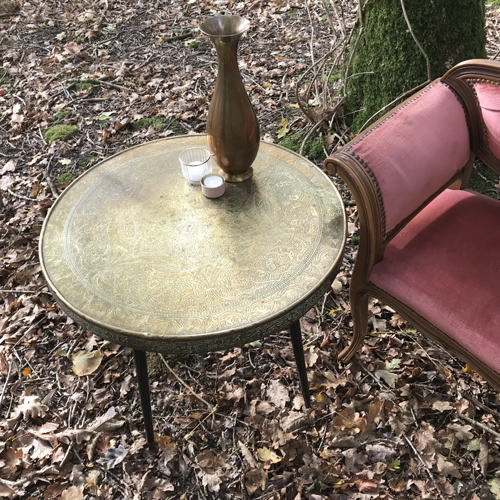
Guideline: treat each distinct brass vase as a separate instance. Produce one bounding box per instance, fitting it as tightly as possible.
[200,15,260,182]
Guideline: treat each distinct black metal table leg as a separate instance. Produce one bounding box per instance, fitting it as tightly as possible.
[133,350,155,444]
[290,319,311,408]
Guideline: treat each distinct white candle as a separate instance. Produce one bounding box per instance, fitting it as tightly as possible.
[201,173,225,198]
[186,161,208,183]
[203,175,224,188]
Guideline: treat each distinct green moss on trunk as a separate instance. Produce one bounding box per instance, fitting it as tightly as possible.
[345,0,486,132]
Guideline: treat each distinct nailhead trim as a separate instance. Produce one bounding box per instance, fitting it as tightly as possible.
[465,77,499,151]
[350,153,387,235]
[441,81,468,116]
[346,84,435,153]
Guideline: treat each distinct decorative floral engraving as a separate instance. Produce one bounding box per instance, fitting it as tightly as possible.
[41,136,345,352]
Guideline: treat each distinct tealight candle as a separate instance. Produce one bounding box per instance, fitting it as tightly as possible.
[201,174,226,198]
[179,148,212,185]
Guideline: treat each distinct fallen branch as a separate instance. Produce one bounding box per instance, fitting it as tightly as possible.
[456,413,500,440]
[7,189,34,202]
[465,393,500,421]
[183,404,218,441]
[158,354,214,410]
[403,434,446,500]
[86,34,119,52]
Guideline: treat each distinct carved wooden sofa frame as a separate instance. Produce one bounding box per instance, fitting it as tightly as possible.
[325,59,500,391]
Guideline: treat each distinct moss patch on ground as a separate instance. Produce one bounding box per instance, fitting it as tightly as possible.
[77,156,97,168]
[0,69,12,84]
[56,171,76,184]
[279,132,326,163]
[130,117,184,134]
[68,82,95,92]
[54,111,70,122]
[0,0,18,15]
[44,125,79,144]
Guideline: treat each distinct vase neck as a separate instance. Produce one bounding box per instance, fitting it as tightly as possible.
[213,34,241,70]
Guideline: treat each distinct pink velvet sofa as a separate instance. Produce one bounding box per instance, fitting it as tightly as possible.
[325,59,500,391]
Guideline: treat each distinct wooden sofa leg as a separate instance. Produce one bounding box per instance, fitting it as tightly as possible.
[338,290,369,363]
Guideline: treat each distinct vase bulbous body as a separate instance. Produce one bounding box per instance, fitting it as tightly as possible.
[200,16,260,182]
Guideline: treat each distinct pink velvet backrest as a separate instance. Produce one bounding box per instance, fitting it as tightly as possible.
[346,82,470,235]
[474,82,500,161]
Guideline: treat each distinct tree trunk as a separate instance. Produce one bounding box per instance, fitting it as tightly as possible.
[345,0,487,132]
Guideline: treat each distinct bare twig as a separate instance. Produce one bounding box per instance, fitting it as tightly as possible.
[69,78,135,93]
[66,329,85,359]
[0,357,13,410]
[456,413,500,440]
[45,155,59,199]
[158,354,214,410]
[59,82,73,102]
[295,42,343,120]
[7,189,34,202]
[342,2,364,99]
[300,119,327,155]
[59,444,73,468]
[399,0,431,81]
[305,2,319,99]
[162,31,194,43]
[403,434,446,500]
[322,1,336,41]
[86,34,119,52]
[465,394,500,421]
[330,0,346,39]
[13,317,47,348]
[183,404,218,441]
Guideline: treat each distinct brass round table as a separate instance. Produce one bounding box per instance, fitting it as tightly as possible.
[39,135,346,442]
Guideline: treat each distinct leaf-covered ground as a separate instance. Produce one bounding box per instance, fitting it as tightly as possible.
[1,1,500,499]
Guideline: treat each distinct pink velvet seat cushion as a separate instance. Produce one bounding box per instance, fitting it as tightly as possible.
[349,83,470,233]
[370,189,500,374]
[475,83,500,160]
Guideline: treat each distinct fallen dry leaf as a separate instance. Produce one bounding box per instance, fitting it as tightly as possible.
[266,379,290,408]
[60,485,84,500]
[355,478,378,493]
[257,447,282,464]
[71,349,103,376]
[244,467,267,496]
[13,394,49,421]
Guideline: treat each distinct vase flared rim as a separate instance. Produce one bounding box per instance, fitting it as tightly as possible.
[200,15,250,38]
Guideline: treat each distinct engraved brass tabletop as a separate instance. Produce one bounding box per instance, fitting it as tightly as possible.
[39,135,346,355]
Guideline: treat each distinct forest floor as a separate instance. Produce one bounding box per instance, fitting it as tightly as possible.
[1,1,500,499]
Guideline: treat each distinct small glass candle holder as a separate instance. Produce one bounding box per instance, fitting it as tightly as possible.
[179,148,212,185]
